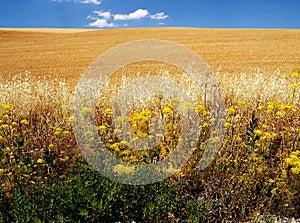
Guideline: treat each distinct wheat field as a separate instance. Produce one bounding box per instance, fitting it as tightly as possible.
[1,28,299,87]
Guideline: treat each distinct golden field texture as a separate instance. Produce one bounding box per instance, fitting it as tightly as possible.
[0,28,300,87]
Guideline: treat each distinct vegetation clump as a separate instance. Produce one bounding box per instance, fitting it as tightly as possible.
[0,68,299,222]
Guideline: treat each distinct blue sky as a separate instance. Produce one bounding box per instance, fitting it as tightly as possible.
[0,0,299,29]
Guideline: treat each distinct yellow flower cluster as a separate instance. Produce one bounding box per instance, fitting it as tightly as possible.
[285,150,300,175]
[227,106,236,116]
[68,115,76,123]
[97,125,107,131]
[267,101,280,112]
[54,127,63,135]
[20,119,29,125]
[195,104,209,116]
[259,132,277,142]
[162,107,172,114]
[110,140,127,153]
[103,108,112,116]
[54,127,70,136]
[128,109,153,138]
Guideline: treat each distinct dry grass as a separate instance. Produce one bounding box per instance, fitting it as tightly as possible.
[0,68,299,221]
[0,28,299,88]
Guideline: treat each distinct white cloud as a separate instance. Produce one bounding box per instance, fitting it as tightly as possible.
[89,19,114,28]
[52,0,101,5]
[150,12,169,20]
[86,15,98,20]
[80,0,101,5]
[85,8,169,29]
[114,9,149,21]
[94,11,111,20]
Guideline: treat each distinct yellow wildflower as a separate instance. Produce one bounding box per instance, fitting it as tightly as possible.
[280,104,293,110]
[257,105,264,110]
[11,121,18,127]
[269,179,275,183]
[140,109,152,116]
[103,108,112,115]
[162,107,172,114]
[195,104,206,113]
[291,83,299,87]
[224,122,231,128]
[60,156,70,162]
[236,137,243,143]
[160,145,167,158]
[3,104,11,111]
[119,140,127,147]
[267,101,279,110]
[0,169,6,176]
[276,111,284,117]
[62,130,70,135]
[227,106,236,116]
[14,133,20,138]
[54,127,62,135]
[263,132,274,140]
[271,188,277,195]
[96,125,107,130]
[285,151,300,175]
[137,131,148,138]
[68,115,76,123]
[202,122,209,128]
[36,158,44,164]
[291,167,300,175]
[166,123,177,130]
[1,124,9,129]
[110,143,120,152]
[291,71,299,78]
[282,170,287,178]
[121,150,131,156]
[254,129,263,136]
[20,119,29,125]
[291,69,299,78]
